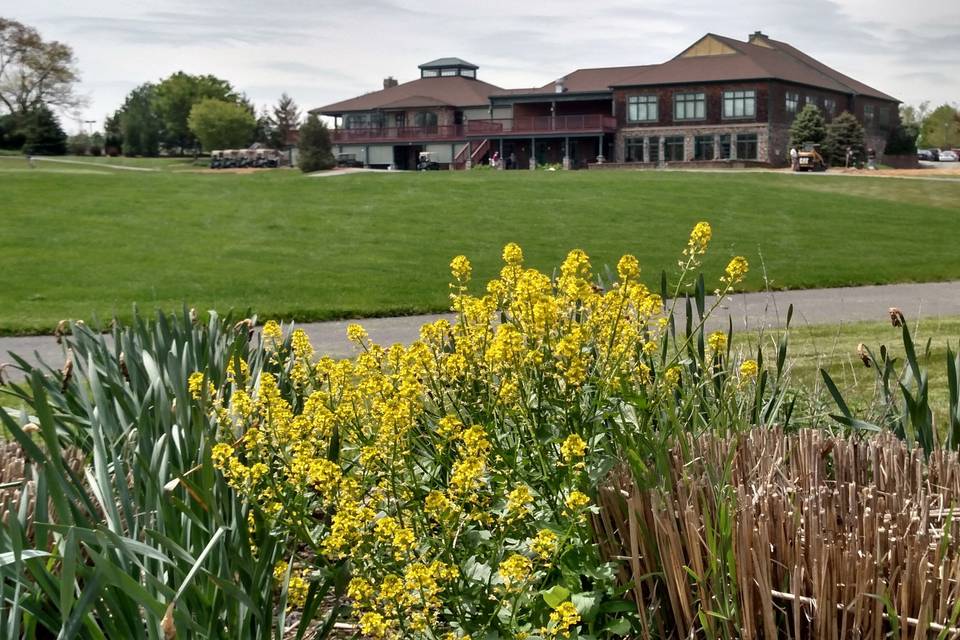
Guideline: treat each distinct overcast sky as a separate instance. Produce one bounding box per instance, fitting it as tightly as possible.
[10,0,960,132]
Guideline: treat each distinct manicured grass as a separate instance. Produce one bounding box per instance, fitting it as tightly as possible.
[2,163,960,334]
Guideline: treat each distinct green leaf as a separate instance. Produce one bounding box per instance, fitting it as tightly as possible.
[604,618,632,636]
[572,591,601,622]
[542,585,571,609]
[0,550,50,567]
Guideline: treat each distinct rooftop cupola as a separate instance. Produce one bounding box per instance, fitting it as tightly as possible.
[418,58,479,79]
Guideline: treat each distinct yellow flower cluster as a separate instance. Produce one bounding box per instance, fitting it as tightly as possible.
[202,224,756,638]
[707,331,728,353]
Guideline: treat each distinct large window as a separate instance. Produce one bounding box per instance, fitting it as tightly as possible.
[648,137,660,164]
[785,92,799,114]
[720,134,732,159]
[736,133,758,160]
[878,106,890,128]
[625,138,644,162]
[723,90,756,118]
[344,114,367,129]
[674,93,705,120]
[823,98,837,117]
[694,135,715,160]
[461,69,476,78]
[413,111,438,131]
[440,68,458,77]
[864,104,876,127]
[421,69,439,78]
[627,95,658,122]
[664,136,685,161]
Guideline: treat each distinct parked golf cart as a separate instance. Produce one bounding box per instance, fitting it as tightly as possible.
[256,149,280,168]
[209,150,223,169]
[795,143,826,172]
[336,153,363,168]
[417,151,440,171]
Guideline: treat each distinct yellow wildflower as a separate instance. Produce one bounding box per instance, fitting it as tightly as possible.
[564,490,590,513]
[707,331,728,353]
[290,328,314,359]
[617,254,640,281]
[740,359,759,379]
[723,255,749,285]
[664,366,681,387]
[211,442,234,470]
[543,601,580,637]
[505,485,533,518]
[359,612,390,639]
[450,255,472,283]
[262,320,283,345]
[499,553,532,590]
[559,434,587,463]
[502,242,524,266]
[531,529,559,560]
[686,221,712,256]
[346,323,368,344]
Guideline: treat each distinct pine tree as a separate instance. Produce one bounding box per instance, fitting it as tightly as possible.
[789,104,827,148]
[825,111,866,166]
[21,105,67,155]
[297,114,334,173]
[270,93,302,149]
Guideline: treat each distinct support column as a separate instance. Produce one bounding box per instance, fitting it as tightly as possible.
[499,138,504,169]
[643,137,650,163]
[730,133,738,160]
[452,143,457,171]
[530,138,536,170]
[363,145,369,168]
[714,133,722,161]
[563,137,571,170]
[596,135,605,163]
[657,137,665,166]
[465,141,473,170]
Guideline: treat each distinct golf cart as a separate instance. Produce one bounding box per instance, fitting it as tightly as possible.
[209,150,223,169]
[795,143,826,172]
[417,151,440,171]
[336,153,363,168]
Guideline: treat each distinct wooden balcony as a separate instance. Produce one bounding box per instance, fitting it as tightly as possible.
[331,125,464,144]
[466,115,617,137]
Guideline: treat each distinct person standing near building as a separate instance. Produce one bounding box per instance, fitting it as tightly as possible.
[789,146,799,171]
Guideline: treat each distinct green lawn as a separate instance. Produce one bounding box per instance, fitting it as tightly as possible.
[2,160,960,335]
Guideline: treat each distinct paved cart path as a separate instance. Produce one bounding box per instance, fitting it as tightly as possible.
[2,281,959,381]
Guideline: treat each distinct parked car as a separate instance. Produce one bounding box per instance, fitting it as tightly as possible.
[918,149,935,161]
[939,150,959,162]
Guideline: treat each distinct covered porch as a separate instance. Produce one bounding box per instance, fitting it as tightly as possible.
[475,134,613,170]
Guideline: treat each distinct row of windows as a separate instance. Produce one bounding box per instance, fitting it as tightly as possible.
[787,92,839,117]
[627,90,757,123]
[343,111,439,129]
[421,68,476,78]
[624,134,758,162]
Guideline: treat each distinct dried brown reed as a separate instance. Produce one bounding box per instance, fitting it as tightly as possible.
[596,429,960,639]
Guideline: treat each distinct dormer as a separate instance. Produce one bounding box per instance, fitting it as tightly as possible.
[419,58,479,79]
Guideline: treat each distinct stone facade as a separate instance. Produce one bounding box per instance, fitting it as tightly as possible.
[616,122,785,166]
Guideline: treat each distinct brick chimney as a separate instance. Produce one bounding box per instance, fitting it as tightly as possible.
[749,31,771,46]
[383,76,398,89]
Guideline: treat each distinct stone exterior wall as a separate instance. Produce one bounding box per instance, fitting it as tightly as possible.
[616,122,790,166]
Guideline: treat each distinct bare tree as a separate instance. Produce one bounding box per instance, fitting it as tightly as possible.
[0,18,84,115]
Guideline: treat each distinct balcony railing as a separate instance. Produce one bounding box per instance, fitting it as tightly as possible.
[466,115,618,136]
[331,125,464,143]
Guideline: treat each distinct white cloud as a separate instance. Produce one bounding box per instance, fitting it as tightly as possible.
[9,0,959,133]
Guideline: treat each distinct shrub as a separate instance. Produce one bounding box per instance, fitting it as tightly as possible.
[187,98,255,152]
[885,123,918,155]
[297,114,335,172]
[789,104,827,148]
[825,111,866,166]
[67,132,90,155]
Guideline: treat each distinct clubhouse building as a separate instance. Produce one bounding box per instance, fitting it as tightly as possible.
[313,32,899,170]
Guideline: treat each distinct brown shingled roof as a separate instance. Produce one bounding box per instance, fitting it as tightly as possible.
[315,76,503,115]
[611,34,897,101]
[492,65,655,97]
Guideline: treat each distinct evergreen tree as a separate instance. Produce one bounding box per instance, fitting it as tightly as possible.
[270,93,301,149]
[789,104,827,148]
[103,112,123,155]
[825,111,866,166]
[253,106,275,145]
[119,84,162,156]
[89,132,104,156]
[297,114,334,173]
[885,124,917,155]
[21,105,67,155]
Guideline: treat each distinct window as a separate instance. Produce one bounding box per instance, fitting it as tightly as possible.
[823,98,837,117]
[864,104,876,127]
[627,95,658,122]
[785,92,799,114]
[440,68,458,77]
[460,69,476,78]
[625,138,644,162]
[422,69,439,78]
[736,133,758,160]
[878,106,890,128]
[674,93,705,120]
[720,134,732,159]
[344,114,367,129]
[723,90,756,118]
[413,111,438,131]
[694,135,715,160]
[648,137,660,163]
[664,136,685,161]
